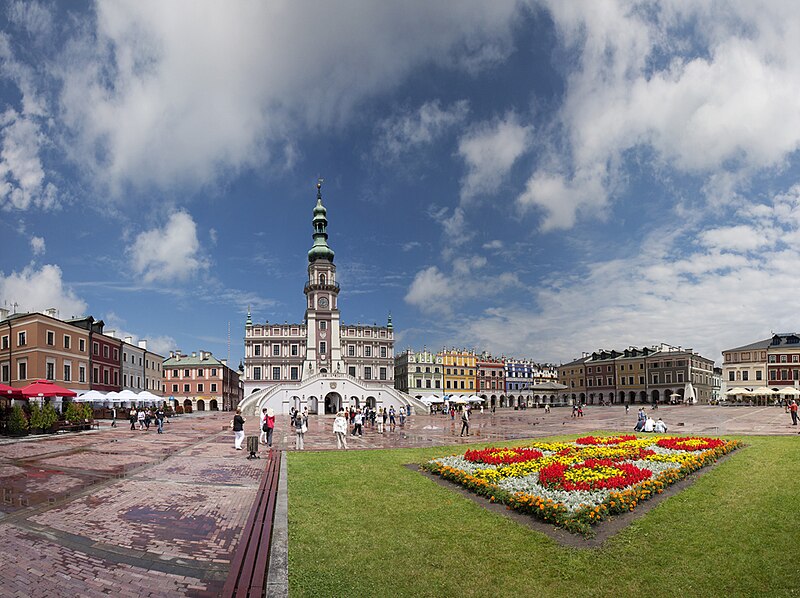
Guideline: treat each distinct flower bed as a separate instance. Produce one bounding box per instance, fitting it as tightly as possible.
[421,435,741,536]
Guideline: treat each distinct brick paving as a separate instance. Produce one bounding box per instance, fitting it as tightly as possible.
[0,405,794,597]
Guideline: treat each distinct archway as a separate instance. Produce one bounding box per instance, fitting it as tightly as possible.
[350,396,360,409]
[196,399,205,411]
[324,392,342,414]
[580,392,586,404]
[629,391,636,403]
[365,396,376,409]
[662,389,672,405]
[307,396,319,414]
[639,391,647,403]
[651,389,660,403]
[490,396,496,408]
[183,399,192,413]
[210,399,219,411]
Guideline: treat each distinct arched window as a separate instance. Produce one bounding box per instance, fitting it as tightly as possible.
[320,274,326,284]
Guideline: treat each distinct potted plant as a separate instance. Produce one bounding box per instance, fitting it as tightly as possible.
[7,404,29,436]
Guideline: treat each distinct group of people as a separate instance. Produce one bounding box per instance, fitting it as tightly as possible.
[634,407,668,433]
[571,404,584,418]
[128,406,166,434]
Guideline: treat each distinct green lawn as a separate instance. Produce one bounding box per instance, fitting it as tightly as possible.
[287,435,799,597]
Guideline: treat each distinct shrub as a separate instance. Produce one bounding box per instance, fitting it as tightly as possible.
[7,404,29,435]
[41,403,58,431]
[64,402,84,424]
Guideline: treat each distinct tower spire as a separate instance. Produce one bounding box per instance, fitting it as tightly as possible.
[308,177,335,263]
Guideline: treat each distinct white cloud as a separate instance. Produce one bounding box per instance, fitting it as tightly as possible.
[209,228,218,245]
[0,110,57,210]
[482,240,503,250]
[30,235,45,255]
[53,1,520,194]
[456,184,800,363]
[7,1,53,39]
[458,113,532,201]
[405,266,452,315]
[0,263,87,317]
[374,99,469,161]
[129,211,208,283]
[102,312,176,356]
[520,1,800,230]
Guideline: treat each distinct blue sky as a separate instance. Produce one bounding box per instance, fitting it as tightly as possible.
[2,1,800,367]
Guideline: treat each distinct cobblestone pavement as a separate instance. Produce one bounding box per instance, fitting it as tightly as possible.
[0,405,793,596]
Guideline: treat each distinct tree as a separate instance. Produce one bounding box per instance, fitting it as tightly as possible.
[7,404,29,435]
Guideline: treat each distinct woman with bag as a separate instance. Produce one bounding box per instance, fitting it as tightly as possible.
[232,409,246,450]
[265,408,275,447]
[295,408,308,450]
[260,408,268,444]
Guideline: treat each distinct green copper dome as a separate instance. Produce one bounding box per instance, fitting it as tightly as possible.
[308,180,335,263]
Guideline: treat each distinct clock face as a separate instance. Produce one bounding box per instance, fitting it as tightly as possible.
[319,296,329,308]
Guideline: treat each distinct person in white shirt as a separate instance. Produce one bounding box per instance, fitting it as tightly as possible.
[654,418,668,433]
[644,416,656,432]
[333,410,348,449]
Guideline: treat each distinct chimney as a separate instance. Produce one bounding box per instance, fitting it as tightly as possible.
[124,336,133,344]
[45,307,58,318]
[0,307,8,321]
[169,351,175,358]
[138,340,147,350]
[106,330,116,338]
[221,359,227,366]
[191,352,197,358]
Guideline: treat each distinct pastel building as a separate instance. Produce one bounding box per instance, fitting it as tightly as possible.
[721,338,770,389]
[394,349,443,397]
[476,354,504,406]
[239,181,422,416]
[766,333,800,387]
[442,349,476,394]
[163,350,242,411]
[109,333,165,395]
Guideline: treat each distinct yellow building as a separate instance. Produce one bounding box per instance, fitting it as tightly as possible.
[441,349,476,393]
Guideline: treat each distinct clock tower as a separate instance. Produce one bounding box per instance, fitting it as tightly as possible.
[302,179,343,379]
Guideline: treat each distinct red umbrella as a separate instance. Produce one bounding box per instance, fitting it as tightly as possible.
[0,383,23,398]
[20,379,77,398]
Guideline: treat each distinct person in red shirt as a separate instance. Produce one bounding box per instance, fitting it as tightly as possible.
[790,400,798,426]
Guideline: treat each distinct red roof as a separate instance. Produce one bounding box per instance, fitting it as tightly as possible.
[20,380,77,398]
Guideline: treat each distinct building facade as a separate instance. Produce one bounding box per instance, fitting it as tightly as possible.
[476,354,504,405]
[558,356,589,404]
[721,338,769,389]
[442,349,476,394]
[239,181,420,416]
[66,316,122,393]
[394,349,443,396]
[163,350,241,411]
[0,309,91,396]
[766,333,800,387]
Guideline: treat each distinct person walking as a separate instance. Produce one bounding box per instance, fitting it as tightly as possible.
[156,406,165,434]
[129,408,137,430]
[398,408,406,426]
[353,409,363,436]
[137,408,146,431]
[260,408,269,444]
[791,400,798,425]
[376,408,384,434]
[460,407,470,437]
[111,407,117,428]
[294,409,307,450]
[265,408,275,447]
[333,410,348,449]
[232,408,246,450]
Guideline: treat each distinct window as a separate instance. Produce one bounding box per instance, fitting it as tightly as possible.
[416,366,421,373]
[290,367,299,381]
[184,384,190,392]
[198,369,204,377]
[18,331,26,346]
[652,374,659,384]
[198,383,204,392]
[756,370,763,380]
[446,380,451,389]
[348,366,356,377]
[348,345,355,357]
[172,384,178,392]
[79,365,86,383]
[365,346,372,357]
[64,363,71,382]
[1,363,9,383]
[103,345,109,358]
[113,349,119,361]
[320,341,326,354]
[665,373,672,384]
[426,380,431,388]
[46,331,54,345]
[768,355,777,363]
[253,366,262,380]
[123,353,128,363]
[18,360,27,380]
[380,367,387,380]
[742,371,749,381]
[1,335,8,350]
[184,369,190,377]
[320,321,327,330]
[677,372,684,383]
[254,344,261,356]
[114,371,119,386]
[93,367,99,384]
[211,383,218,392]
[79,338,86,352]
[273,344,280,356]
[211,368,217,376]
[781,355,788,363]
[769,369,777,381]
[380,346,387,358]
[364,366,372,380]
[729,371,735,381]
[416,379,422,388]
[273,367,280,380]
[103,369,109,385]
[435,380,441,388]
[291,344,299,356]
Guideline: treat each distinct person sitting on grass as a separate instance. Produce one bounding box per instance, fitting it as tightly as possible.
[654,417,668,433]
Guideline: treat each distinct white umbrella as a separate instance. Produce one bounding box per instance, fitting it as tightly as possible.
[117,389,140,404]
[684,382,696,403]
[779,387,800,396]
[752,386,775,395]
[467,395,484,403]
[426,395,445,404]
[75,390,107,402]
[137,391,162,404]
[105,391,122,403]
[451,395,469,404]
[725,387,747,396]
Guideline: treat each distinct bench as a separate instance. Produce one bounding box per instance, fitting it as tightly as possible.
[222,449,282,597]
[54,419,100,433]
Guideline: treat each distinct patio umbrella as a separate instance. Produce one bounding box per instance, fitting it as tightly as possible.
[75,390,107,402]
[725,387,747,396]
[117,389,140,403]
[21,379,77,398]
[467,395,484,403]
[105,391,122,403]
[779,387,800,396]
[752,386,775,395]
[451,395,469,404]
[0,383,23,398]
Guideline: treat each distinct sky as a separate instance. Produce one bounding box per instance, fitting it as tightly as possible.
[2,1,800,368]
